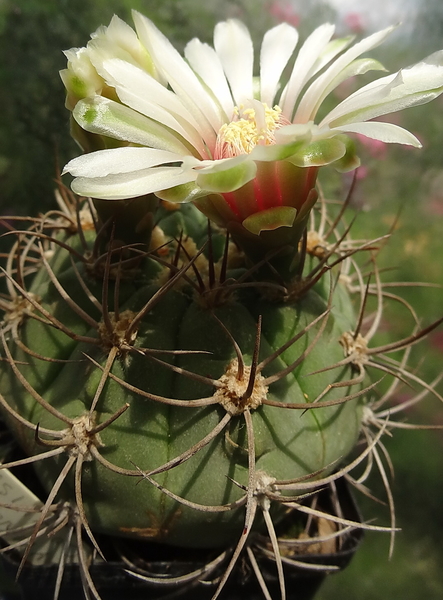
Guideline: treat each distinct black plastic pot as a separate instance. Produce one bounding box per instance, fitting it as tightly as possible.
[1,477,363,600]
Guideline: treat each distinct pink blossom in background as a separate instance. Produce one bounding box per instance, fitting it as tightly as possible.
[426,198,443,216]
[344,12,365,33]
[430,331,443,353]
[355,134,388,159]
[354,165,369,180]
[268,0,300,26]
[423,169,443,216]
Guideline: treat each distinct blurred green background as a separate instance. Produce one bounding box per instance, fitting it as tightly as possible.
[1,0,443,598]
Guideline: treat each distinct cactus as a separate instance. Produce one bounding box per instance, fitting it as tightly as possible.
[1,12,443,600]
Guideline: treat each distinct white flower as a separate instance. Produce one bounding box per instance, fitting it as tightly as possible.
[60,14,161,111]
[63,12,443,232]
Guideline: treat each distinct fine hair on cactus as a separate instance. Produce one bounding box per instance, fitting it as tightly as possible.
[1,10,443,600]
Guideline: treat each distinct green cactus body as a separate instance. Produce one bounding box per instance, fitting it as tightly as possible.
[0,202,363,550]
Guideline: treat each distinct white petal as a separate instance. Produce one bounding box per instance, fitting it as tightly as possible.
[185,38,234,118]
[132,11,223,148]
[274,122,316,143]
[295,25,396,123]
[310,35,354,78]
[102,14,151,67]
[73,96,190,155]
[326,57,386,90]
[101,59,208,157]
[71,167,196,200]
[87,39,139,80]
[281,23,335,119]
[63,147,184,178]
[321,74,397,126]
[303,57,386,125]
[187,153,249,174]
[277,36,353,115]
[323,50,443,126]
[331,121,422,147]
[114,86,209,159]
[214,20,254,106]
[92,14,134,44]
[101,58,189,121]
[86,15,161,83]
[62,47,103,91]
[259,23,298,107]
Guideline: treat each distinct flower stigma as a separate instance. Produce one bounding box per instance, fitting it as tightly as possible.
[215,103,290,159]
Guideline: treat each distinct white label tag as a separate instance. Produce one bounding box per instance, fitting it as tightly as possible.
[0,468,79,566]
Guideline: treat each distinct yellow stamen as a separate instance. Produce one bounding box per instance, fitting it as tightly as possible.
[215,103,286,158]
